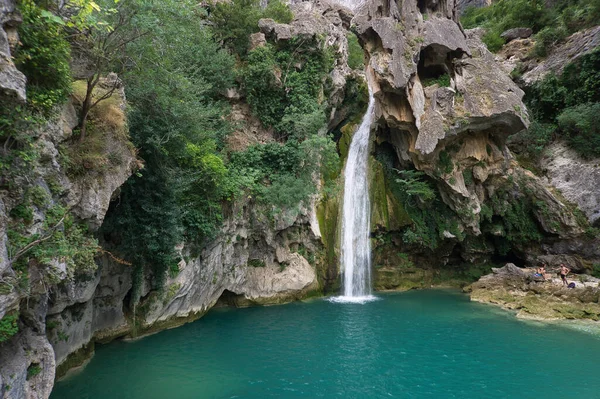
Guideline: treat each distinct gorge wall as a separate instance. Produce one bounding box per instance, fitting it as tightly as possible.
[1,0,599,398]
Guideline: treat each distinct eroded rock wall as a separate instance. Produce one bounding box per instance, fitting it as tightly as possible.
[350,0,588,288]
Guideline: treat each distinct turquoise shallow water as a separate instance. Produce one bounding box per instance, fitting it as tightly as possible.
[51,290,600,399]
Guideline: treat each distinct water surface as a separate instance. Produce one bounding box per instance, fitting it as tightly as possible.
[51,290,600,399]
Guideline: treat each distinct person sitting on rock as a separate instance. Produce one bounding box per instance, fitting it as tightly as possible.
[559,264,570,286]
[535,264,547,280]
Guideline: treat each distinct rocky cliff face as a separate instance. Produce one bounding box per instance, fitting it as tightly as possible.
[1,0,598,397]
[346,0,593,288]
[1,1,353,397]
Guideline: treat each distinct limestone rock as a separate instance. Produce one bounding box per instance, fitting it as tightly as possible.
[542,141,600,226]
[494,38,535,75]
[500,27,532,42]
[469,263,600,321]
[249,32,266,50]
[0,0,25,102]
[522,26,600,85]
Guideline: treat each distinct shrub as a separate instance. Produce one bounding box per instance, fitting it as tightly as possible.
[0,312,19,343]
[532,25,568,58]
[481,30,505,53]
[210,0,293,56]
[26,364,42,380]
[239,37,333,135]
[557,103,600,159]
[422,73,451,88]
[14,0,71,113]
[460,0,596,53]
[347,33,364,70]
[507,120,555,162]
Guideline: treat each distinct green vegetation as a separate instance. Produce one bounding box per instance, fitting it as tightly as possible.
[346,33,365,70]
[4,0,337,302]
[461,0,599,53]
[509,49,600,161]
[482,180,543,247]
[98,0,337,297]
[0,312,19,343]
[8,204,99,284]
[14,0,72,113]
[376,147,464,249]
[556,103,600,159]
[101,0,236,291]
[209,0,293,56]
[26,364,42,380]
[422,73,451,87]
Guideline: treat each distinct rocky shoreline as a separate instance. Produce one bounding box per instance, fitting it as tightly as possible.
[466,263,600,323]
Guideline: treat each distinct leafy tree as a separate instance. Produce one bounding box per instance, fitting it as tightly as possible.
[101,0,236,288]
[14,0,72,112]
[67,0,151,141]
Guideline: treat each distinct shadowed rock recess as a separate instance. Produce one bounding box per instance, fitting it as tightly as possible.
[1,0,599,397]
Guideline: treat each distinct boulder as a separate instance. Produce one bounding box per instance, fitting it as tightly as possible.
[500,27,532,42]
[249,32,266,50]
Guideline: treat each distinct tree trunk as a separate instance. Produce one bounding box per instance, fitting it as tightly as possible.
[79,75,97,142]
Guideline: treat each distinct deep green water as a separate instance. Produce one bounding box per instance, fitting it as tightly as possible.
[51,290,600,399]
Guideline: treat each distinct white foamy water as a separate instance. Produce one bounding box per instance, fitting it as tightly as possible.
[327,295,379,304]
[335,80,375,300]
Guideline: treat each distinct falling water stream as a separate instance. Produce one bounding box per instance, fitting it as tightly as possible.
[331,77,377,303]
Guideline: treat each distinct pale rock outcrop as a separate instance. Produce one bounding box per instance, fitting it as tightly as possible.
[138,203,321,327]
[468,263,600,321]
[542,141,600,225]
[0,0,25,102]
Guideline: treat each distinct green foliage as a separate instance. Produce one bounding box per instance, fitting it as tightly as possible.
[8,204,99,283]
[520,49,600,159]
[485,184,543,244]
[0,312,19,343]
[422,73,451,87]
[557,103,600,159]
[26,364,42,380]
[228,135,338,212]
[102,0,236,289]
[507,121,555,163]
[393,170,436,202]
[532,25,568,57]
[462,168,474,186]
[346,33,364,70]
[247,259,266,267]
[240,39,333,134]
[209,0,293,56]
[374,148,463,250]
[460,0,599,53]
[15,0,72,113]
[481,30,505,53]
[592,264,600,278]
[437,150,454,175]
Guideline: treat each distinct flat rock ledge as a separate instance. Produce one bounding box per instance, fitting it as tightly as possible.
[466,263,600,322]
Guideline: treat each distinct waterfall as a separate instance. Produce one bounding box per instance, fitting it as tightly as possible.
[332,78,377,303]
